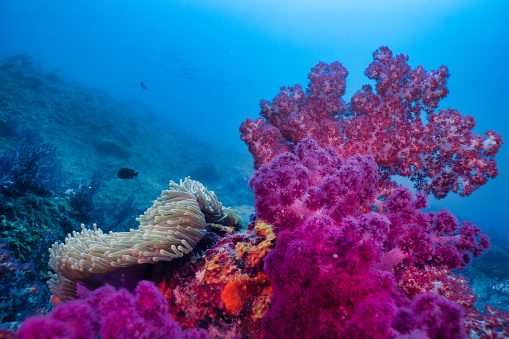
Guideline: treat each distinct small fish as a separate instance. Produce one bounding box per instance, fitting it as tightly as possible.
[117,168,138,179]
[140,82,148,90]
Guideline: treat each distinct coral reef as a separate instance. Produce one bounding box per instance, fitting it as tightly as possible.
[1,46,507,338]
[0,54,255,333]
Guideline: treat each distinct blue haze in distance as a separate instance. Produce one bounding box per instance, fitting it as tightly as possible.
[1,0,508,238]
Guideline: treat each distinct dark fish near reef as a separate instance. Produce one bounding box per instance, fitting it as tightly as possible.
[118,168,138,179]
[140,82,148,90]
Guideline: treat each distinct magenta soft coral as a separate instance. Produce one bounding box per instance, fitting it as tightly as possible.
[241,46,502,199]
[253,138,489,338]
[15,281,209,339]
[249,138,378,233]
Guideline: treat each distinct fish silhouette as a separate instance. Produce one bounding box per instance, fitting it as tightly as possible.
[117,168,139,179]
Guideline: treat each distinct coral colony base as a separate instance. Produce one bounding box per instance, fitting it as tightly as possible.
[2,46,507,338]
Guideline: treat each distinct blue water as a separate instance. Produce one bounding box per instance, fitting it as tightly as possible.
[1,0,508,236]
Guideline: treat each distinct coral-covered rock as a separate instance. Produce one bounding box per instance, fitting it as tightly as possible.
[0,240,49,326]
[153,221,276,339]
[221,272,272,316]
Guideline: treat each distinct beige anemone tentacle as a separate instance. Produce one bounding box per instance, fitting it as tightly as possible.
[48,177,241,301]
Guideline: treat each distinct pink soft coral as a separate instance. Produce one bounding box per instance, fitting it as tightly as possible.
[241,46,502,199]
[16,281,209,339]
[252,138,489,338]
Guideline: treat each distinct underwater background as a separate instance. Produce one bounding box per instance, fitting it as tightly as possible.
[1,0,509,337]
